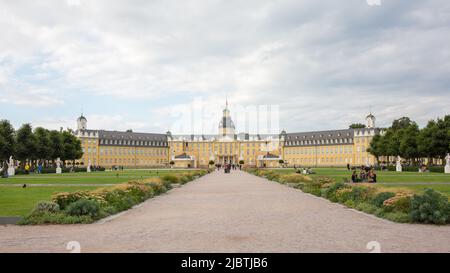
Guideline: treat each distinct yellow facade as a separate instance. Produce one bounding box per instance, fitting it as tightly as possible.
[74,109,379,169]
[283,129,378,167]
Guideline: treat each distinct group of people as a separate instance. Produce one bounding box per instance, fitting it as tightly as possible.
[216,163,242,173]
[294,167,315,175]
[351,166,377,183]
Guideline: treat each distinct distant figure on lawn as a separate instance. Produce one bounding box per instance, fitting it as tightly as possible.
[351,171,358,183]
[351,168,377,183]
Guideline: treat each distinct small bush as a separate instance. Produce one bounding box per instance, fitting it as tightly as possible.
[355,202,378,214]
[20,212,93,225]
[323,182,349,202]
[370,192,396,208]
[314,176,336,188]
[383,212,410,223]
[66,199,100,217]
[410,189,450,225]
[303,184,322,196]
[52,191,90,209]
[335,186,376,205]
[161,174,180,184]
[383,193,412,213]
[279,173,312,184]
[429,166,445,173]
[32,201,60,214]
[344,199,356,208]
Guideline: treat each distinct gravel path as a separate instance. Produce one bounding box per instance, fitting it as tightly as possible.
[1,170,450,253]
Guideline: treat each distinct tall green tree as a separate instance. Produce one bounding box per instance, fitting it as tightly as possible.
[49,130,64,160]
[367,134,382,163]
[15,124,37,165]
[61,131,83,164]
[0,120,16,165]
[349,123,366,129]
[34,127,52,163]
[399,123,420,161]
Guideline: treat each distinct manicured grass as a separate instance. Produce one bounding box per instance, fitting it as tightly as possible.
[270,168,450,183]
[268,168,450,198]
[374,184,450,198]
[0,186,102,217]
[0,169,185,185]
[0,169,194,217]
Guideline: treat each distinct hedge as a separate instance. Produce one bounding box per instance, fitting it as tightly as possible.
[375,165,444,173]
[13,167,106,175]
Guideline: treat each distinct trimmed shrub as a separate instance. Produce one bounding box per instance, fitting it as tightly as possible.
[410,189,450,225]
[20,212,93,225]
[383,212,410,223]
[355,202,378,214]
[66,199,100,217]
[279,173,312,184]
[302,183,322,196]
[370,192,396,208]
[383,193,413,213]
[52,191,90,209]
[429,166,445,173]
[323,182,349,202]
[32,201,60,214]
[336,186,376,204]
[314,176,336,188]
[161,174,180,184]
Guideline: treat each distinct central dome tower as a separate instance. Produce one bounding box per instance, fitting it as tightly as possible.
[218,100,235,137]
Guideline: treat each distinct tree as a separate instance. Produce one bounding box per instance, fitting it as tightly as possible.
[0,120,16,166]
[399,123,420,162]
[367,134,382,163]
[349,123,366,129]
[34,127,52,164]
[49,130,64,160]
[15,124,37,165]
[391,117,413,131]
[61,131,83,164]
[417,116,450,162]
[126,129,133,133]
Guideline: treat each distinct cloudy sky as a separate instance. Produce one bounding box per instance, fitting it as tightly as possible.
[1,0,449,134]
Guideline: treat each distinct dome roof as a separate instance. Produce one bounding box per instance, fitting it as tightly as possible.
[366,113,375,119]
[77,114,87,122]
[219,116,235,129]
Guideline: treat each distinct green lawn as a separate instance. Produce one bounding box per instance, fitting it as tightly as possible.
[0,186,103,217]
[271,168,450,183]
[0,169,189,217]
[0,169,185,185]
[268,168,450,198]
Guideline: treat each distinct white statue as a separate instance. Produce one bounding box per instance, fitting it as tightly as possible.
[87,159,91,173]
[445,153,450,174]
[7,156,15,177]
[56,158,62,174]
[396,156,402,172]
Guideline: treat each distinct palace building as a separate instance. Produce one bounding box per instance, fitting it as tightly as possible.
[74,104,380,168]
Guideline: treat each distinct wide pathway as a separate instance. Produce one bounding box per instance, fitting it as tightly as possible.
[1,170,450,253]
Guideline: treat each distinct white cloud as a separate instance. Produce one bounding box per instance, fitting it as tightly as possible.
[1,0,450,132]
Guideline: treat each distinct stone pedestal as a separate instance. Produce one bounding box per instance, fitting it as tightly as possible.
[396,164,402,172]
[7,167,15,177]
[56,167,62,174]
[87,166,91,173]
[445,165,450,174]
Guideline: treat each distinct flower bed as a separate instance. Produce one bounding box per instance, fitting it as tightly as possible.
[19,170,208,225]
[246,169,450,225]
